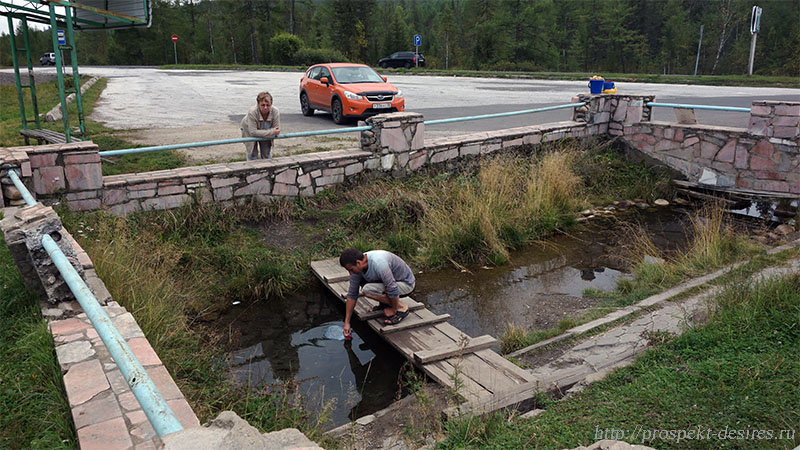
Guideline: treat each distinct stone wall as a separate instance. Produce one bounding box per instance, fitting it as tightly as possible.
[620,101,800,194]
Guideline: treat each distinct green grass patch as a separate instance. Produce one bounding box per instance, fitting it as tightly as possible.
[442,272,800,449]
[0,236,76,449]
[1,76,186,175]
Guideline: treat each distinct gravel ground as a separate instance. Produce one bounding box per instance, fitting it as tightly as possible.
[0,71,59,85]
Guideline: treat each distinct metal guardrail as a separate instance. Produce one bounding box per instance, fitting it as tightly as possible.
[98,126,372,157]
[97,103,587,158]
[6,169,184,438]
[646,102,751,113]
[423,103,585,125]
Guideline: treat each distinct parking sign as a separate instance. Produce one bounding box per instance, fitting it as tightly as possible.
[57,30,66,45]
[413,34,421,47]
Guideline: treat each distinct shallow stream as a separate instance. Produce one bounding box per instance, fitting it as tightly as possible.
[219,206,694,428]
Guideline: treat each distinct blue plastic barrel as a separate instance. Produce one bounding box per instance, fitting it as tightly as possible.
[589,79,604,94]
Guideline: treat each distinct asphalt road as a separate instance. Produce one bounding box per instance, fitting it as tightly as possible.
[4,66,799,137]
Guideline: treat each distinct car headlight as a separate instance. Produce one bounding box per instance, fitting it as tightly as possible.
[395,90,404,99]
[344,90,363,100]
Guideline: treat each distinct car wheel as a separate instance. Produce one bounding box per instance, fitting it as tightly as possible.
[331,98,346,124]
[404,62,412,69]
[300,92,314,116]
[380,62,388,69]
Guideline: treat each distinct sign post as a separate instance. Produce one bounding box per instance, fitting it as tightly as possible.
[748,6,762,76]
[171,34,178,65]
[57,30,67,64]
[413,34,421,67]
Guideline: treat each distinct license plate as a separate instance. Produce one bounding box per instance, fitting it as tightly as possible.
[373,102,391,109]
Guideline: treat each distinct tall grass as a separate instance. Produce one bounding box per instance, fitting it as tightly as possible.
[0,237,76,449]
[421,152,582,267]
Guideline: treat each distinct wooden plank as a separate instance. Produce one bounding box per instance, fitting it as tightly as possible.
[443,381,541,420]
[432,321,472,343]
[309,258,349,283]
[444,353,522,395]
[386,322,461,357]
[414,335,497,364]
[328,280,349,299]
[377,311,450,335]
[356,297,425,320]
[472,349,538,384]
[419,360,491,404]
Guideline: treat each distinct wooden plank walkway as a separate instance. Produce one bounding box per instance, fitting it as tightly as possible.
[310,258,538,412]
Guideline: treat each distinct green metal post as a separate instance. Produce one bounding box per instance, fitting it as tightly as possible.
[64,5,85,139]
[48,3,71,143]
[7,15,41,144]
[7,15,28,136]
[20,17,41,129]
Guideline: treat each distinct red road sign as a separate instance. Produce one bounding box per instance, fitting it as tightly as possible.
[171,34,178,42]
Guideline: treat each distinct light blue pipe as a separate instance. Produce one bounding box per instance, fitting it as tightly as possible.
[98,125,372,157]
[41,235,184,437]
[646,102,751,113]
[424,103,585,125]
[7,169,37,206]
[5,170,184,437]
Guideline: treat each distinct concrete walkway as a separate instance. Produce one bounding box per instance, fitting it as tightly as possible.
[525,248,800,395]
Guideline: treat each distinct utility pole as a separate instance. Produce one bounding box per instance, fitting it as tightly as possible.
[748,6,762,75]
[693,24,704,77]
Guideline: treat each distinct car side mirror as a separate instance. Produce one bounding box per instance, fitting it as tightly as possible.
[381,76,387,82]
[320,77,329,85]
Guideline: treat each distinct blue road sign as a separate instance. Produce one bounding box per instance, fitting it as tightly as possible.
[57,30,66,45]
[413,34,421,47]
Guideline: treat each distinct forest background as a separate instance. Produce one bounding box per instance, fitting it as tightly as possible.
[1,0,799,76]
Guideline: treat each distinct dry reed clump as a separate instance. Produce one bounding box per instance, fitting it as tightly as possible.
[419,152,583,267]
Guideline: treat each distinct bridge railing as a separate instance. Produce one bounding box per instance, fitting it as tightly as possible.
[97,103,587,158]
[6,168,184,438]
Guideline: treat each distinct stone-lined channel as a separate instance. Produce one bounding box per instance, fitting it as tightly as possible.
[219,206,693,428]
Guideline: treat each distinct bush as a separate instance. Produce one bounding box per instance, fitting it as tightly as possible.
[292,47,349,66]
[483,60,541,72]
[269,33,304,65]
[190,50,212,65]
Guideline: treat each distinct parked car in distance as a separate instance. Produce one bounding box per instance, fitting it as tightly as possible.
[40,52,56,66]
[299,63,405,124]
[378,51,425,69]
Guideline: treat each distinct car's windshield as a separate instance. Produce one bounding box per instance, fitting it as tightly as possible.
[331,67,383,84]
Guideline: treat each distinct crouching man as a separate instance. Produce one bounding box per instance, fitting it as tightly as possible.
[339,248,416,339]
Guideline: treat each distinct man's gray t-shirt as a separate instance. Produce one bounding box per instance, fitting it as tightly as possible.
[346,250,415,300]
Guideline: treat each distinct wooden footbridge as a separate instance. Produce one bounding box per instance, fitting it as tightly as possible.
[310,258,539,417]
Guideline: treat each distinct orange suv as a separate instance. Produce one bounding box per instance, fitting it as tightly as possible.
[299,63,405,124]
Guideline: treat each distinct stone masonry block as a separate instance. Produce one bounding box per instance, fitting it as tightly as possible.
[33,165,66,195]
[64,152,101,165]
[64,359,110,407]
[65,163,103,191]
[17,204,85,304]
[275,169,297,185]
[158,185,186,196]
[775,104,800,116]
[69,198,102,212]
[28,151,59,168]
[234,178,271,196]
[749,105,772,116]
[380,127,408,152]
